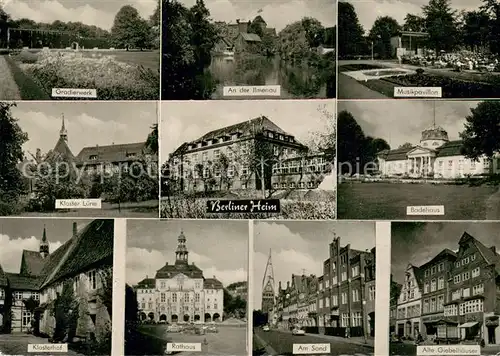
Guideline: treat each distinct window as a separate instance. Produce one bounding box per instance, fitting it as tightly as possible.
[471,254,476,261]
[351,265,359,277]
[195,293,200,302]
[214,149,220,159]
[184,293,189,302]
[148,302,152,309]
[454,275,461,284]
[462,288,470,298]
[423,299,429,314]
[459,299,483,315]
[161,282,166,288]
[325,298,330,307]
[352,289,360,302]
[425,270,429,277]
[15,291,22,300]
[463,271,470,281]
[430,297,436,313]
[455,262,460,268]
[0,289,4,299]
[22,311,32,326]
[437,295,444,311]
[341,292,347,304]
[438,277,444,290]
[473,284,484,295]
[438,262,444,272]
[431,279,436,292]
[87,270,97,290]
[32,292,39,301]
[431,266,437,275]
[351,312,362,327]
[452,290,461,300]
[332,276,337,285]
[141,302,145,309]
[214,303,218,309]
[341,272,347,281]
[472,267,480,278]
[341,313,349,327]
[444,304,458,317]
[172,293,177,302]
[332,295,338,306]
[369,285,376,301]
[319,299,323,308]
[161,293,165,302]
[424,283,429,294]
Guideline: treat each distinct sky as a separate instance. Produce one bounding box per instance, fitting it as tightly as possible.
[126,220,248,287]
[160,100,335,163]
[253,221,375,310]
[178,0,336,31]
[0,218,91,274]
[338,100,478,149]
[3,0,157,30]
[391,222,500,283]
[11,102,157,159]
[344,0,482,33]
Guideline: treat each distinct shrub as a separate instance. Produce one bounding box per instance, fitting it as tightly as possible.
[15,50,39,64]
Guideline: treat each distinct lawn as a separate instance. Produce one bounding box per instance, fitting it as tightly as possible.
[79,50,160,71]
[20,199,158,218]
[337,182,499,220]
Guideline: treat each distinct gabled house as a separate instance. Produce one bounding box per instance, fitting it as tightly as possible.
[396,264,424,338]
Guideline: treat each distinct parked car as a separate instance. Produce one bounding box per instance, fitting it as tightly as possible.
[292,328,305,336]
[262,325,270,332]
[207,325,218,333]
[167,324,181,333]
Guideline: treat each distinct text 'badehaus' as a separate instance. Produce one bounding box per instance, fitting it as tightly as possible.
[391,232,500,346]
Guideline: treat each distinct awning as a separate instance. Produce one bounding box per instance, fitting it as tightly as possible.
[459,322,478,328]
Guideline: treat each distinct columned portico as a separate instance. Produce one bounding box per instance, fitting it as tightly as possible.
[407,147,436,177]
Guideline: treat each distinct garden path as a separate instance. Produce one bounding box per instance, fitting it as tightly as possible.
[0,56,21,100]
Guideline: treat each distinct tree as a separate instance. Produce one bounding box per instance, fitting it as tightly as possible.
[0,103,28,215]
[338,2,366,58]
[111,5,152,50]
[368,16,401,59]
[461,10,491,52]
[145,123,158,155]
[399,142,414,149]
[23,297,40,334]
[0,6,14,48]
[98,267,113,319]
[422,0,460,53]
[482,0,500,54]
[277,18,324,60]
[402,14,426,32]
[162,0,218,99]
[459,101,500,161]
[52,281,78,343]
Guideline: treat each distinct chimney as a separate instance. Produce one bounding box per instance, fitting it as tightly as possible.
[279,281,282,290]
[491,246,497,254]
[72,222,77,236]
[286,281,290,289]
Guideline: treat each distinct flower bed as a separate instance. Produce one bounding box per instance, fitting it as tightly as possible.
[384,73,500,98]
[160,197,335,219]
[18,50,159,100]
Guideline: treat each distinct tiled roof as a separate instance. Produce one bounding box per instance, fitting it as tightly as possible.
[45,137,75,162]
[420,249,457,268]
[43,219,114,287]
[75,142,149,164]
[20,250,45,277]
[436,140,463,157]
[410,264,425,291]
[155,263,204,279]
[38,239,74,286]
[239,32,262,42]
[5,272,40,291]
[377,146,414,161]
[460,232,500,275]
[204,278,223,289]
[136,278,156,289]
[0,264,8,287]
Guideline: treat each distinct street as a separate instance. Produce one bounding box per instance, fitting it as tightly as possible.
[0,333,83,356]
[254,328,374,356]
[139,325,247,355]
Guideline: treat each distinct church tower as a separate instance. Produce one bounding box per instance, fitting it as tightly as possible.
[175,230,188,265]
[261,249,275,318]
[39,225,49,259]
[60,115,68,142]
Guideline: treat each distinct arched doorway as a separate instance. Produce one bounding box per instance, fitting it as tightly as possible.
[171,315,178,323]
[204,313,211,322]
[213,313,221,322]
[148,312,154,321]
[160,314,167,322]
[184,314,190,322]
[194,315,200,322]
[139,312,147,321]
[71,42,79,50]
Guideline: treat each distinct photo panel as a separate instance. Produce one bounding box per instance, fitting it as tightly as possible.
[252,220,376,356]
[160,100,336,220]
[124,219,249,356]
[161,0,336,100]
[0,101,159,218]
[338,0,500,100]
[337,100,500,220]
[0,218,114,356]
[390,221,500,356]
[0,0,160,101]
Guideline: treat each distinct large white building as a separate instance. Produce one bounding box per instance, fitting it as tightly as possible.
[377,126,500,179]
[136,231,224,324]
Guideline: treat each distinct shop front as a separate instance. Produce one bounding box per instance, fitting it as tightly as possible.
[485,314,500,345]
[422,313,444,338]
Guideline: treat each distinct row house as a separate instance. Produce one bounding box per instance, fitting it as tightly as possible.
[395,264,423,338]
[390,276,403,335]
[166,116,329,194]
[364,249,376,337]
[420,249,456,338]
[318,234,374,337]
[135,231,224,324]
[274,282,286,329]
[278,274,318,330]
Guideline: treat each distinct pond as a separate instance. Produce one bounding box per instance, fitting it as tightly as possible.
[209,54,335,99]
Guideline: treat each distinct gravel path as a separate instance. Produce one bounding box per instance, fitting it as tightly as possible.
[0,56,21,100]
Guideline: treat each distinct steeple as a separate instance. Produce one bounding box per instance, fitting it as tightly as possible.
[39,225,49,259]
[175,230,188,265]
[59,114,67,142]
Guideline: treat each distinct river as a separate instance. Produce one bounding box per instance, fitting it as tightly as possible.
[209,54,335,99]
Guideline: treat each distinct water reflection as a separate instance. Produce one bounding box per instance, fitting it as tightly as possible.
[209,54,335,99]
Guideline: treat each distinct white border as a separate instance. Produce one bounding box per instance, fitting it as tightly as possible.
[247,219,254,356]
[111,218,126,356]
[375,221,391,356]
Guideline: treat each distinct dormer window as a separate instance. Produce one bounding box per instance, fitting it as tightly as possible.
[126,152,136,158]
[197,142,202,148]
[89,155,98,160]
[279,135,284,140]
[268,131,274,138]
